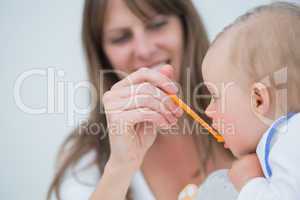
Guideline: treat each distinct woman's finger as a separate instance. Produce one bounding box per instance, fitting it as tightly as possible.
[104,83,183,117]
[111,66,178,94]
[117,108,171,129]
[105,94,179,124]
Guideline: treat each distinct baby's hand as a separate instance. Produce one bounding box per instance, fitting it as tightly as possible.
[228,154,264,191]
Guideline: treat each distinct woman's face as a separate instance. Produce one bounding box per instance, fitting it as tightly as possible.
[102,0,183,81]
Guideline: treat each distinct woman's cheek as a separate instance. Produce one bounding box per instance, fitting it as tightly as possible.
[105,45,132,72]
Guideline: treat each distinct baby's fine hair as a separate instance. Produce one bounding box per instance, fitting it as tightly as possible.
[213,2,300,112]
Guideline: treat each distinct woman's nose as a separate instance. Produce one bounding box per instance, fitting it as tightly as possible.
[133,32,156,62]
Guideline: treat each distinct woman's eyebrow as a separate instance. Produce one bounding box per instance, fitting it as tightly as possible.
[105,26,128,34]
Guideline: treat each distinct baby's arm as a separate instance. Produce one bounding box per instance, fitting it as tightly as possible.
[235,114,300,200]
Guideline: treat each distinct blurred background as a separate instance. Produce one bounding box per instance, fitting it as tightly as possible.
[1,0,294,199]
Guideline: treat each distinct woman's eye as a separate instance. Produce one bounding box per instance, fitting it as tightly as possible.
[147,19,168,30]
[111,32,131,44]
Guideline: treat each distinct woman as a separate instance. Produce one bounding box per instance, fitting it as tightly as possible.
[47,0,234,199]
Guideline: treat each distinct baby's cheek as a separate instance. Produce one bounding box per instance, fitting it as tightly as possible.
[223,134,241,157]
[223,116,237,136]
[212,113,236,136]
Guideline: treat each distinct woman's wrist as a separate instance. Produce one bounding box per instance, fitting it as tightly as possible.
[105,156,140,176]
[91,157,139,200]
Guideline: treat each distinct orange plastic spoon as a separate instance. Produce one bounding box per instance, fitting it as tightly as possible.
[169,95,224,143]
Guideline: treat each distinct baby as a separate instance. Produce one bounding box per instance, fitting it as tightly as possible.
[179,2,300,200]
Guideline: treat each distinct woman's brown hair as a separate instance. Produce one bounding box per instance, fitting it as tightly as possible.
[47,0,223,199]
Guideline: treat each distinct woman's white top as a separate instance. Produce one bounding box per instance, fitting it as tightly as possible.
[58,151,156,200]
[58,152,237,200]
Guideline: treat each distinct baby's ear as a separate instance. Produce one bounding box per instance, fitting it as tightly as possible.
[250,82,270,115]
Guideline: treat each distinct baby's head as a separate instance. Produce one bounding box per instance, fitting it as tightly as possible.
[202,2,300,158]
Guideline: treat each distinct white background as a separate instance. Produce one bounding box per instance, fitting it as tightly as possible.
[2,0,296,199]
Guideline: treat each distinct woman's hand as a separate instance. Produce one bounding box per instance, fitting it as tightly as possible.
[103,66,183,170]
[91,66,183,200]
[228,153,264,191]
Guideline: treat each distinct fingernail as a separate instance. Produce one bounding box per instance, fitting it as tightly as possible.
[167,84,178,93]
